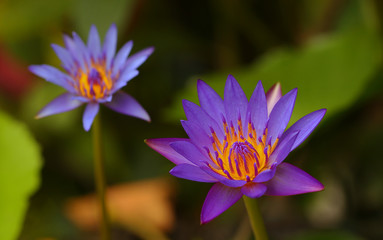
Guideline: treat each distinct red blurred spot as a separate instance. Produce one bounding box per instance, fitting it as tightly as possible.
[0,44,35,99]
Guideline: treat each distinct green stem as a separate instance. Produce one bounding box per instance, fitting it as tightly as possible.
[243,196,269,240]
[92,113,110,240]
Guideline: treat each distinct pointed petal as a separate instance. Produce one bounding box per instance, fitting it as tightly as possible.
[123,47,154,71]
[200,165,247,187]
[51,44,75,71]
[224,75,248,127]
[112,40,133,76]
[183,99,224,139]
[104,91,150,121]
[36,93,83,118]
[253,168,276,183]
[181,120,211,150]
[170,164,217,182]
[281,109,327,151]
[241,183,267,198]
[87,25,101,59]
[247,81,268,139]
[103,24,117,68]
[29,65,74,92]
[170,140,209,166]
[267,88,297,146]
[266,82,282,115]
[197,79,225,122]
[111,69,139,93]
[145,138,191,165]
[64,35,86,72]
[265,163,324,196]
[83,103,99,131]
[72,32,91,67]
[268,131,299,166]
[201,183,242,224]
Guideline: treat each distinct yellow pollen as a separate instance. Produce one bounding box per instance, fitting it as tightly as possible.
[207,119,279,181]
[77,62,113,100]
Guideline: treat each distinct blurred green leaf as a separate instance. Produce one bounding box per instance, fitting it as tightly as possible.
[72,0,137,37]
[0,111,42,240]
[0,0,72,41]
[165,0,381,125]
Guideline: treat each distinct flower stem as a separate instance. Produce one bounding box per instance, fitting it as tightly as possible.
[92,113,110,240]
[243,196,269,240]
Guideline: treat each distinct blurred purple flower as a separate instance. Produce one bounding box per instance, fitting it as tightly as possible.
[30,24,153,131]
[146,75,326,224]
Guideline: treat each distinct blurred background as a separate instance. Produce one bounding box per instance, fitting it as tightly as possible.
[0,0,382,239]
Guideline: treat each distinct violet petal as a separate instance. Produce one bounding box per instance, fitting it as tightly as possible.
[281,109,327,151]
[145,138,191,165]
[82,102,99,131]
[267,88,297,146]
[104,91,150,121]
[224,75,248,129]
[170,164,217,182]
[241,183,267,198]
[197,79,225,123]
[36,92,83,119]
[265,162,324,196]
[201,183,243,224]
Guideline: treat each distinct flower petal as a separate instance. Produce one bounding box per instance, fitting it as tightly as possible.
[265,162,324,196]
[201,183,243,224]
[104,91,150,121]
[241,183,267,198]
[170,164,217,182]
[72,32,91,67]
[82,102,99,131]
[103,23,117,68]
[197,79,225,122]
[51,44,75,72]
[268,131,299,166]
[170,140,209,166]
[252,168,276,183]
[112,40,133,76]
[29,65,74,92]
[183,99,224,139]
[123,47,154,71]
[266,82,282,115]
[200,165,246,187]
[267,88,297,146]
[63,35,87,72]
[145,138,191,165]
[36,93,83,119]
[224,75,248,127]
[281,109,327,151]
[111,69,139,93]
[247,81,268,140]
[181,120,212,150]
[87,25,101,60]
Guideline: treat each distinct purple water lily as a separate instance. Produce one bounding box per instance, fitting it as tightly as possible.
[146,75,325,224]
[30,24,153,131]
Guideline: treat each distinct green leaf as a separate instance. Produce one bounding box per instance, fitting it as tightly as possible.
[0,111,42,240]
[165,1,381,125]
[0,0,72,41]
[72,0,137,37]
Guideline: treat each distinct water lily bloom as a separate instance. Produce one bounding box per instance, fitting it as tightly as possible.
[146,75,326,224]
[29,24,153,131]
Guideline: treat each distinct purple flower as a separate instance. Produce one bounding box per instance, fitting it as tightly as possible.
[146,75,326,224]
[30,24,153,131]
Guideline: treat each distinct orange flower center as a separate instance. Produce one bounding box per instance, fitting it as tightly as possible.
[77,63,113,100]
[206,118,278,181]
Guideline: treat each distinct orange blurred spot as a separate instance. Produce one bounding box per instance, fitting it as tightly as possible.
[65,178,175,238]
